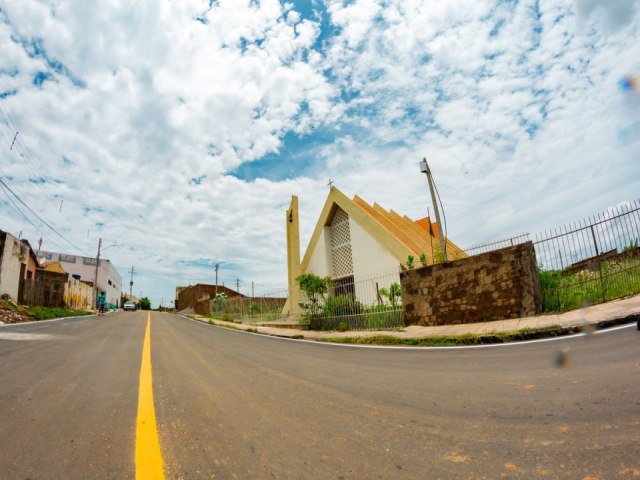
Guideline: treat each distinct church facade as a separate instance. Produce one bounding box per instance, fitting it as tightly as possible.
[284,187,466,316]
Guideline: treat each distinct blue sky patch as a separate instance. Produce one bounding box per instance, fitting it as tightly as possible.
[230,129,332,182]
[33,71,52,87]
[190,175,207,185]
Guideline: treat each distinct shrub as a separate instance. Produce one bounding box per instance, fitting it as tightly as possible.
[296,273,329,316]
[406,255,415,269]
[337,322,348,332]
[322,295,363,317]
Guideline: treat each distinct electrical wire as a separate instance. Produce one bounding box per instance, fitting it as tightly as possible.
[0,105,59,201]
[0,181,42,233]
[0,176,86,254]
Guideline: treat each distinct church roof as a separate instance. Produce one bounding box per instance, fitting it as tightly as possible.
[300,187,466,271]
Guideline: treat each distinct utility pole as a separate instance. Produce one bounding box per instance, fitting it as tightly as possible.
[129,266,135,300]
[252,281,254,299]
[215,263,219,296]
[93,238,102,309]
[236,278,240,294]
[419,157,447,262]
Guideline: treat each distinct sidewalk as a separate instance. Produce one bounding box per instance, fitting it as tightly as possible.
[195,294,640,343]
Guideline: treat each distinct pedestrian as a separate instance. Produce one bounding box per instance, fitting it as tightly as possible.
[98,292,106,316]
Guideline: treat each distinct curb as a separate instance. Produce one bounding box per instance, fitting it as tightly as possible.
[192,313,640,346]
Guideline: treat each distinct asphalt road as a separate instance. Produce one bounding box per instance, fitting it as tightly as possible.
[0,311,638,479]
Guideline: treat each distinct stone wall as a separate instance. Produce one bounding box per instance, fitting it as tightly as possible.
[401,242,542,326]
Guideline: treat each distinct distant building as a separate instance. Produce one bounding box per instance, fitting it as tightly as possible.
[176,284,244,315]
[38,250,122,307]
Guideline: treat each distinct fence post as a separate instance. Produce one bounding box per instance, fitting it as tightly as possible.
[590,225,606,303]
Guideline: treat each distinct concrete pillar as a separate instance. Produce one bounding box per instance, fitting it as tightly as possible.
[285,196,303,316]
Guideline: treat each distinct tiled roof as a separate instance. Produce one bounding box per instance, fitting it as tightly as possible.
[352,195,465,264]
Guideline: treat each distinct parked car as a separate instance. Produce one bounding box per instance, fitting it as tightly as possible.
[123,301,136,311]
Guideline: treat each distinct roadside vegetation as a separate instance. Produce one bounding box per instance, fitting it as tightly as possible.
[539,257,640,312]
[296,273,404,331]
[0,299,92,323]
[316,325,566,346]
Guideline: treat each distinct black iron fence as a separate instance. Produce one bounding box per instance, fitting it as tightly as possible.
[467,200,640,312]
[533,200,640,312]
[465,232,531,256]
[300,269,405,331]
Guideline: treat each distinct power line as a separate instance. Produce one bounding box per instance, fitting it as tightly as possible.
[0,104,59,200]
[0,176,86,254]
[0,181,42,233]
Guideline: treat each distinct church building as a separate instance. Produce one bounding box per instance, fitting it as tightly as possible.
[283,186,466,317]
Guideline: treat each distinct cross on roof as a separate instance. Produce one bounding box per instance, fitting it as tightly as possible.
[328,179,334,190]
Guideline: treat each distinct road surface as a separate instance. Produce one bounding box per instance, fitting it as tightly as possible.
[0,310,638,479]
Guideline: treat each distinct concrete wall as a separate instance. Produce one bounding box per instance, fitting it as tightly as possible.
[0,233,22,300]
[401,242,542,326]
[350,217,401,304]
[64,278,95,310]
[306,227,331,277]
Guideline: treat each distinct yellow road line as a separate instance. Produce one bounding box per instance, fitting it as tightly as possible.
[135,312,165,479]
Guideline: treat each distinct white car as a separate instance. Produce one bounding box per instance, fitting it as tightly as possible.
[123,301,136,311]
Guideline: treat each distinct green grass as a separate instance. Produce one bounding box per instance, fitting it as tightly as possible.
[316,325,565,347]
[540,258,640,312]
[25,306,92,321]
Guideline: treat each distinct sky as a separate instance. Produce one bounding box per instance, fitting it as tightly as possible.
[0,0,638,309]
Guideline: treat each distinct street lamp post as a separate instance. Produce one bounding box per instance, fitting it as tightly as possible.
[420,157,448,262]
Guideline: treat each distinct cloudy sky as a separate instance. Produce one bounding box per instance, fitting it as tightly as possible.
[0,0,638,308]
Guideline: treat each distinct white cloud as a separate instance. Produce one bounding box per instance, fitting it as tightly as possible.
[0,0,638,307]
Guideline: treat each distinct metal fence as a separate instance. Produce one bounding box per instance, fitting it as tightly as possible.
[465,232,531,256]
[467,200,640,312]
[210,290,288,324]
[300,268,405,331]
[533,200,640,312]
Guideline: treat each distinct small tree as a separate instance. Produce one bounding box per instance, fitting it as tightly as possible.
[419,253,427,267]
[379,282,402,308]
[296,273,329,317]
[212,293,229,313]
[139,297,152,310]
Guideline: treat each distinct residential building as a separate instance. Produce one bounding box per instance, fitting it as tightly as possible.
[0,231,38,302]
[176,284,244,316]
[38,250,122,307]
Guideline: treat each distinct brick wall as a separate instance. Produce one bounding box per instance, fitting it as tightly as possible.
[176,284,244,315]
[400,242,542,326]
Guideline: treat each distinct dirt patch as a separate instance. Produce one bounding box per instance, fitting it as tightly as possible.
[0,306,32,324]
